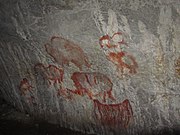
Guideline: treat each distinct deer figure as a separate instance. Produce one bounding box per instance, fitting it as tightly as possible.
[93,8,138,76]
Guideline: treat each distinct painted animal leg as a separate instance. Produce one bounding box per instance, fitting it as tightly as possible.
[107,90,116,101]
[86,90,93,100]
[103,92,107,102]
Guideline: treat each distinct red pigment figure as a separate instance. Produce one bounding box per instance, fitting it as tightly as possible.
[70,72,116,102]
[45,36,91,70]
[99,32,138,75]
[46,65,64,85]
[34,63,64,86]
[99,32,127,48]
[19,78,33,95]
[93,99,133,128]
[57,88,73,100]
[108,52,138,74]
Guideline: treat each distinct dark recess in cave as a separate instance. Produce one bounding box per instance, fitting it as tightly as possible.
[0,97,93,135]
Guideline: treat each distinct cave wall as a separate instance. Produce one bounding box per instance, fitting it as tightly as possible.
[0,0,180,134]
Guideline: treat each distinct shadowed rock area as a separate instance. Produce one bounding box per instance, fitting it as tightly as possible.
[0,97,92,135]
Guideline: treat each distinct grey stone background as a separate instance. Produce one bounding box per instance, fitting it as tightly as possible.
[0,0,180,134]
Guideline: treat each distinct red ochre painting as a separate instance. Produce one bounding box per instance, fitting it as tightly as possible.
[57,88,74,100]
[99,32,127,48]
[19,78,33,95]
[93,99,133,128]
[55,72,115,102]
[55,71,133,128]
[99,32,138,75]
[108,52,138,74]
[33,64,134,128]
[30,34,134,128]
[34,63,64,86]
[19,78,36,104]
[45,36,91,70]
[70,72,116,102]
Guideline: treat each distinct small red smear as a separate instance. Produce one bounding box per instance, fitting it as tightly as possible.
[19,78,33,95]
[57,88,74,100]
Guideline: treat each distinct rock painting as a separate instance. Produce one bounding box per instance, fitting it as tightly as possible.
[107,51,138,74]
[94,9,138,76]
[34,9,136,128]
[57,88,73,100]
[70,72,116,102]
[19,78,36,105]
[19,78,33,95]
[99,32,127,48]
[34,63,64,86]
[91,8,135,127]
[45,36,91,70]
[93,99,133,128]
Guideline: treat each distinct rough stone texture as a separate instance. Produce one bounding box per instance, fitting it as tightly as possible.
[0,0,180,135]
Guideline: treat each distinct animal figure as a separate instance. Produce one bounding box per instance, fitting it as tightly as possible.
[93,99,133,128]
[99,32,127,49]
[70,72,115,102]
[34,63,64,86]
[107,51,138,74]
[94,9,138,76]
[45,36,91,70]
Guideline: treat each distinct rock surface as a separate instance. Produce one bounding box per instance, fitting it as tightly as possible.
[0,98,90,135]
[0,0,180,134]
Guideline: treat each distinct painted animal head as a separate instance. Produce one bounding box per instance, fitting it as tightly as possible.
[93,9,126,49]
